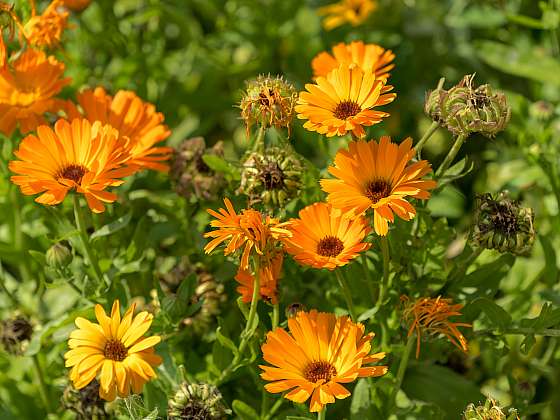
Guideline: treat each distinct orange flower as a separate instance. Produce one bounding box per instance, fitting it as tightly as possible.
[320,137,437,235]
[260,309,387,413]
[318,0,377,31]
[311,41,395,81]
[401,295,471,358]
[283,202,370,270]
[9,118,133,213]
[66,87,172,172]
[295,65,395,138]
[204,198,291,270]
[62,0,91,11]
[0,48,70,136]
[235,253,283,304]
[24,0,69,49]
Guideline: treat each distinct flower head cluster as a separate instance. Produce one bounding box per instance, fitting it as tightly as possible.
[62,380,109,420]
[0,315,33,355]
[318,0,377,31]
[401,295,471,358]
[64,300,162,401]
[260,309,387,413]
[472,192,535,256]
[240,74,297,135]
[168,382,231,419]
[425,74,510,137]
[321,137,437,235]
[463,398,520,420]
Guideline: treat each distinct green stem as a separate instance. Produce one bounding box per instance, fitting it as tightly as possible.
[317,406,327,420]
[415,121,439,157]
[435,134,467,177]
[252,125,266,152]
[272,302,279,330]
[73,194,105,286]
[10,187,31,282]
[32,354,51,412]
[389,334,415,411]
[264,396,284,420]
[377,236,390,308]
[335,269,357,320]
[361,253,376,302]
[0,264,19,306]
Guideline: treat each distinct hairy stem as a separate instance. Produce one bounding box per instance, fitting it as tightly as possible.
[415,121,439,157]
[435,134,467,177]
[335,269,357,320]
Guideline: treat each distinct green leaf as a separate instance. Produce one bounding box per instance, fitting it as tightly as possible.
[232,400,259,420]
[216,326,239,356]
[28,250,46,266]
[450,254,515,296]
[463,298,512,329]
[402,364,484,417]
[474,40,560,85]
[351,378,373,419]
[539,235,558,286]
[91,211,132,240]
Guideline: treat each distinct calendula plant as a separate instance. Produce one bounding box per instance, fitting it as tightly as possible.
[1,1,560,419]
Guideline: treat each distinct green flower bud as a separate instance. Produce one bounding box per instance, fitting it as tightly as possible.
[168,382,231,419]
[426,75,510,137]
[240,75,297,136]
[529,101,554,121]
[0,315,33,355]
[471,192,535,256]
[463,398,519,420]
[62,380,109,420]
[46,242,72,269]
[170,137,227,202]
[238,146,304,210]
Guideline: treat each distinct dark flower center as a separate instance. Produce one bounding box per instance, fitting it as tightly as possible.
[104,339,128,361]
[333,100,361,120]
[181,402,210,419]
[316,236,344,257]
[259,89,275,106]
[56,164,87,184]
[304,361,337,383]
[365,179,392,204]
[195,155,211,174]
[259,162,285,190]
[490,203,518,235]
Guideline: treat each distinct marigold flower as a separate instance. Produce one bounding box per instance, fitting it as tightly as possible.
[260,309,387,413]
[64,300,162,401]
[0,48,70,136]
[401,295,471,359]
[67,87,172,172]
[204,198,291,270]
[318,0,377,31]
[295,65,395,138]
[320,137,437,235]
[283,202,370,270]
[235,252,283,304]
[311,41,395,81]
[62,0,91,11]
[24,0,69,49]
[9,118,133,213]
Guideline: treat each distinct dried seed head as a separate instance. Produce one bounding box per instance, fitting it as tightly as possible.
[462,398,519,420]
[168,382,231,420]
[62,380,109,420]
[240,75,297,136]
[170,137,228,202]
[238,146,304,209]
[472,192,535,256]
[0,315,33,355]
[425,75,511,137]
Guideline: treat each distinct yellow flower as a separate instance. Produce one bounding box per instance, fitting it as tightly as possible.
[295,64,395,138]
[64,300,162,401]
[260,309,387,413]
[318,0,377,31]
[320,137,437,235]
[0,48,70,136]
[24,0,69,49]
[311,41,395,81]
[401,295,471,358]
[282,202,370,270]
[9,118,133,213]
[204,198,291,270]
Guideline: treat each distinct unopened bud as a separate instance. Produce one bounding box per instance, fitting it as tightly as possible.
[46,242,72,269]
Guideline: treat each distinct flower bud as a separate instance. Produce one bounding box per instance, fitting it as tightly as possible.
[472,192,535,256]
[170,137,228,202]
[168,382,231,419]
[529,100,554,121]
[239,75,297,136]
[0,315,33,355]
[238,146,304,209]
[62,380,109,420]
[463,398,519,420]
[426,75,510,138]
[46,242,72,269]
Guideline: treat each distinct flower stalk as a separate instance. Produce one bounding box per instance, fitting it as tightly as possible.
[318,406,327,420]
[377,236,390,308]
[32,354,52,412]
[389,334,415,412]
[335,269,357,320]
[435,134,467,177]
